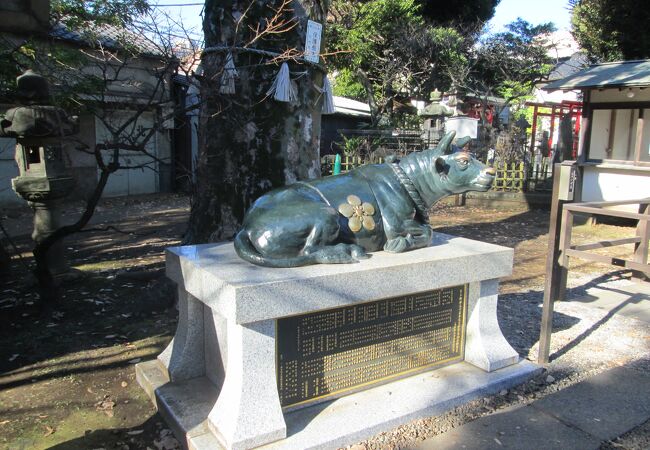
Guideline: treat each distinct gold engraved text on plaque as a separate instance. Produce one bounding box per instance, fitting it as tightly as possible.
[276,284,467,408]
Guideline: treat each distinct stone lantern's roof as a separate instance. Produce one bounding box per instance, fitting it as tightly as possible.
[418,102,453,117]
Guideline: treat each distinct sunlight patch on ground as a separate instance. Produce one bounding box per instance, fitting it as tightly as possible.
[73,258,162,272]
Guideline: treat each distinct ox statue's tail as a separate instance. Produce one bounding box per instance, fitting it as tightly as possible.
[234,230,367,267]
[234,230,316,268]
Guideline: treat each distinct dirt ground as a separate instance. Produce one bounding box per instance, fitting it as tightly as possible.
[0,194,644,449]
[1,194,188,450]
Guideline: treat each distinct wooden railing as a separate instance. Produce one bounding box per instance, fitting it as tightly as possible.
[538,193,650,363]
[559,199,649,276]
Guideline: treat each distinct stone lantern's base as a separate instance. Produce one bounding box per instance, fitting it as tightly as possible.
[13,176,75,276]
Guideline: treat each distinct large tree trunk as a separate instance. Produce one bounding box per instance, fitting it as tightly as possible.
[186,0,328,243]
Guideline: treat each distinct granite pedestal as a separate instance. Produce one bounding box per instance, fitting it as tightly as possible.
[136,233,539,450]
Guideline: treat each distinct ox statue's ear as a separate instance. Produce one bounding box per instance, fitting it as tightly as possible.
[435,157,447,175]
[455,136,472,150]
[437,131,456,155]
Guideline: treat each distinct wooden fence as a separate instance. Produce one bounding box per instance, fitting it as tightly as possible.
[322,156,553,194]
[491,162,525,192]
[321,155,382,175]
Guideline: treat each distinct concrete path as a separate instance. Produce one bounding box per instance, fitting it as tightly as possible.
[572,279,650,325]
[410,365,650,450]
[411,280,650,450]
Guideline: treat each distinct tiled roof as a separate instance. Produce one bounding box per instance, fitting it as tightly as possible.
[547,52,590,82]
[544,59,650,91]
[49,20,163,56]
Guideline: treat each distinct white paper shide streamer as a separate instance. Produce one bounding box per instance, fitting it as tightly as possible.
[321,75,335,114]
[219,52,238,95]
[266,62,297,103]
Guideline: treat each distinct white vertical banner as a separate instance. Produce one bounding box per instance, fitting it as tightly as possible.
[304,20,322,63]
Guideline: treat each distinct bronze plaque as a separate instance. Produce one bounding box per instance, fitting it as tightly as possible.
[276,284,467,408]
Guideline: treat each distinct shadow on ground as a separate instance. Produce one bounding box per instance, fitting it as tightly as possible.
[46,415,177,450]
[0,202,188,387]
[498,270,648,362]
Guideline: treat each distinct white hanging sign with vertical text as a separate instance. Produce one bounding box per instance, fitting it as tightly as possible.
[304,20,322,63]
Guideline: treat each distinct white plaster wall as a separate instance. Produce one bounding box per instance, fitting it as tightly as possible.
[612,109,636,159]
[95,111,159,197]
[533,88,580,104]
[642,112,650,163]
[0,109,168,202]
[79,58,171,105]
[590,110,611,159]
[582,166,650,211]
[590,109,639,161]
[589,108,650,163]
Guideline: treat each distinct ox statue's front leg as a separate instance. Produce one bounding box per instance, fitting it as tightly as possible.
[383,219,432,253]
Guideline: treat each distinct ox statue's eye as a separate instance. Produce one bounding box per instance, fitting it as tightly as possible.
[456,157,469,170]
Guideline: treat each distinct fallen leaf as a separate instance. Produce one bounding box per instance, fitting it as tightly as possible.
[44,425,55,436]
[8,354,19,362]
[127,429,144,435]
[95,395,115,417]
[0,420,10,425]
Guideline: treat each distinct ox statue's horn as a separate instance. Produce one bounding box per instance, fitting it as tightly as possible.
[438,131,456,154]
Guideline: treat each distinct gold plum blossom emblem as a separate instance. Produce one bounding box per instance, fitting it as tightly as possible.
[338,194,376,233]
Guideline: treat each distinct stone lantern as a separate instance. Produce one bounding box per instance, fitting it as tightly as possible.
[418,89,453,144]
[0,70,78,275]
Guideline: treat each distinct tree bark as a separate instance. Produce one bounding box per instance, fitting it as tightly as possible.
[185,0,328,243]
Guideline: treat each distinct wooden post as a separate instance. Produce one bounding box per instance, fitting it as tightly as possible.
[606,109,617,159]
[554,207,573,302]
[530,105,538,157]
[549,106,556,157]
[633,202,649,282]
[634,109,644,164]
[576,90,591,165]
[538,161,576,364]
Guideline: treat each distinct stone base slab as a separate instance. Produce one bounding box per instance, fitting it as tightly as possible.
[137,358,540,450]
[138,235,524,449]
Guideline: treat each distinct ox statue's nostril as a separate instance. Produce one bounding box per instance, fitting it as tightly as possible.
[484,167,496,176]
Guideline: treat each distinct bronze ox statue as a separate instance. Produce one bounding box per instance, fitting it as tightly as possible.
[234,131,495,267]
